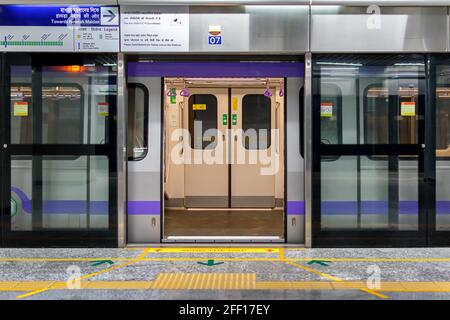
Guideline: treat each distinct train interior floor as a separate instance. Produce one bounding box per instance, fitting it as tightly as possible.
[2,247,450,299]
[163,209,284,237]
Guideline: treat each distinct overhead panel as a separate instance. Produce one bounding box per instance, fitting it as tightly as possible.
[311,6,448,52]
[120,5,309,52]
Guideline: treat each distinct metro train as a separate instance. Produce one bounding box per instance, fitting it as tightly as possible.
[2,1,450,248]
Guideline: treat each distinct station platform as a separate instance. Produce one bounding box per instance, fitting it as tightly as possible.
[0,247,450,300]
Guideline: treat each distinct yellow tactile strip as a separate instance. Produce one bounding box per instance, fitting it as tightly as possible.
[152,273,257,290]
[3,278,450,293]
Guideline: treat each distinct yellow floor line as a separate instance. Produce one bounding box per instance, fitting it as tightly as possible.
[283,260,389,299]
[16,248,150,299]
[279,248,285,260]
[2,256,450,263]
[0,279,449,292]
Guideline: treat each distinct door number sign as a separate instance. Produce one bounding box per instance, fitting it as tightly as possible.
[208,25,222,45]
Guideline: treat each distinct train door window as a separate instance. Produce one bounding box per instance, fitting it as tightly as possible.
[242,94,271,149]
[365,85,389,144]
[11,85,32,144]
[42,85,83,144]
[364,84,419,146]
[127,83,149,160]
[188,94,218,149]
[319,84,342,145]
[436,87,450,156]
[398,85,418,144]
[11,84,83,144]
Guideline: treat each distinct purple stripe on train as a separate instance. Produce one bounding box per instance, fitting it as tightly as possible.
[10,187,450,216]
[127,201,160,215]
[12,186,160,215]
[287,200,450,215]
[128,62,305,78]
[287,201,305,215]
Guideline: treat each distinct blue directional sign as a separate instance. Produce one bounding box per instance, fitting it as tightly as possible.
[0,5,119,27]
[0,5,119,52]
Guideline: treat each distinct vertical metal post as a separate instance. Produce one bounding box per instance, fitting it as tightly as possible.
[304,52,312,248]
[117,53,127,247]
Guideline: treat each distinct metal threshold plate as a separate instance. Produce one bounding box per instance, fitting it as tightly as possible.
[164,236,283,242]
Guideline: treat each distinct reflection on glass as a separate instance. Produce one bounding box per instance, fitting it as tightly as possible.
[321,155,418,231]
[242,94,271,150]
[436,66,450,231]
[11,156,109,231]
[320,84,341,145]
[188,94,218,150]
[10,62,117,145]
[128,84,148,160]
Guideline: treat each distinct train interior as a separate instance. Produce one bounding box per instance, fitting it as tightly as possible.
[162,77,285,241]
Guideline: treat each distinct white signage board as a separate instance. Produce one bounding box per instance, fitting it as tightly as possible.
[121,5,189,52]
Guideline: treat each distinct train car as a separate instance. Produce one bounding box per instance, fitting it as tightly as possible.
[0,1,450,247]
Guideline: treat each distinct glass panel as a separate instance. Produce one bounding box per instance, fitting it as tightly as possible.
[11,156,109,231]
[242,94,271,150]
[42,85,83,144]
[127,84,148,160]
[321,155,418,231]
[313,55,425,145]
[188,94,218,150]
[435,64,450,231]
[10,59,117,145]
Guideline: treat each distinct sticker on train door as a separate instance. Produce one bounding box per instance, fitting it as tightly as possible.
[232,114,237,125]
[232,97,238,111]
[193,104,206,110]
[97,102,109,116]
[222,114,228,125]
[320,102,333,117]
[13,101,28,116]
[401,101,416,116]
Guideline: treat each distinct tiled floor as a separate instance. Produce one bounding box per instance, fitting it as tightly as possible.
[0,247,450,300]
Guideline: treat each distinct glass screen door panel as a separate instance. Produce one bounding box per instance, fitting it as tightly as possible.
[312,54,426,247]
[430,57,450,245]
[3,53,118,247]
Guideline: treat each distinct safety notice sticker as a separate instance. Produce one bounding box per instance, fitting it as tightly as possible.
[401,101,416,116]
[120,5,189,52]
[320,102,333,117]
[13,101,28,116]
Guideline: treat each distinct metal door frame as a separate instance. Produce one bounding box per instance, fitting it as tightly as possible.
[310,53,428,247]
[1,52,119,247]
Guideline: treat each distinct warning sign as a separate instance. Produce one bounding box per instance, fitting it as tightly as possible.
[13,101,28,116]
[320,102,333,117]
[401,101,416,116]
[193,104,206,110]
[97,102,109,116]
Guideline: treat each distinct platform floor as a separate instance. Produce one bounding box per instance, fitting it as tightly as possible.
[164,209,284,237]
[1,247,450,299]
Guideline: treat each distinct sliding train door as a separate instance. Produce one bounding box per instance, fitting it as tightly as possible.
[183,88,228,208]
[230,88,278,208]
